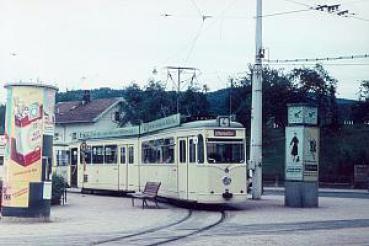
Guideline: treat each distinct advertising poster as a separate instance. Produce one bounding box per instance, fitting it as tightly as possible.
[303,127,320,181]
[285,126,304,181]
[43,88,56,136]
[3,86,44,208]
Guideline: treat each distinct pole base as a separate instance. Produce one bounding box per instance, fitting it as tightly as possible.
[285,181,318,208]
[1,216,50,223]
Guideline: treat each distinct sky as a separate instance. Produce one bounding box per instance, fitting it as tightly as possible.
[0,0,369,103]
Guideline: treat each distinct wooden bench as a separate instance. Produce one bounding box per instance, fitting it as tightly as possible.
[130,182,161,209]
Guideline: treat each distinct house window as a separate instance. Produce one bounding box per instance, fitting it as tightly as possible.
[72,132,77,140]
[54,133,59,140]
[112,112,120,122]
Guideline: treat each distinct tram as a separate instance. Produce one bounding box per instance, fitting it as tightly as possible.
[53,114,249,204]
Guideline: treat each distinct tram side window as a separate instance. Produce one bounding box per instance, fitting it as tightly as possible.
[179,140,186,163]
[142,141,156,163]
[197,134,204,164]
[105,145,117,164]
[128,146,134,164]
[71,149,78,165]
[92,146,104,164]
[80,146,92,164]
[142,138,174,164]
[57,150,69,166]
[120,147,126,164]
[0,156,4,166]
[85,147,92,164]
[189,139,196,163]
[162,138,174,163]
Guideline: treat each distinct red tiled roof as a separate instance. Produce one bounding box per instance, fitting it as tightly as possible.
[55,98,122,124]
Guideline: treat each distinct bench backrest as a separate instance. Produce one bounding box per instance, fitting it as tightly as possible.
[143,182,161,195]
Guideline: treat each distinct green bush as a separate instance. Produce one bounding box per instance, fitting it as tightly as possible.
[52,174,66,205]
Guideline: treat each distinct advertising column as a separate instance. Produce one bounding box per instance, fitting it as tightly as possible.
[285,103,319,208]
[1,83,58,220]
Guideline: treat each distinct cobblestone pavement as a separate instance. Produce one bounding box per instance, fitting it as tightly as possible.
[0,192,368,246]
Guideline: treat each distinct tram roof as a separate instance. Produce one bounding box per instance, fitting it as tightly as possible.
[80,115,244,140]
[179,119,244,129]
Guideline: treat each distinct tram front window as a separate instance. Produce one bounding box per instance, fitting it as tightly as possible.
[207,139,245,164]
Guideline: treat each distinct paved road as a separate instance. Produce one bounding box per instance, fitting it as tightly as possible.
[0,192,368,246]
[264,187,369,199]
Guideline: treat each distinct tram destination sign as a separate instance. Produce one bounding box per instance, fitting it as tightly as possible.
[140,113,181,134]
[80,114,181,139]
[81,126,140,139]
[214,129,236,137]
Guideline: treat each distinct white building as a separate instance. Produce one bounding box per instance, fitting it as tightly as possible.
[54,92,124,167]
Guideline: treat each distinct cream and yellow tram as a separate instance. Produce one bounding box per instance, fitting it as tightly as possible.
[54,115,248,203]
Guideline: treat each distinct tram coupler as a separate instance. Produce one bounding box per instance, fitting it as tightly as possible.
[222,191,233,200]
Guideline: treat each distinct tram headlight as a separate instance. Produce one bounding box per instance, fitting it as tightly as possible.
[222,176,232,186]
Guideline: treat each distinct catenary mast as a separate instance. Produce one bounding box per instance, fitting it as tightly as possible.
[250,0,263,199]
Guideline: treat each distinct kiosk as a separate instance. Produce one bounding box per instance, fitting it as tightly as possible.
[1,83,57,220]
[285,103,319,207]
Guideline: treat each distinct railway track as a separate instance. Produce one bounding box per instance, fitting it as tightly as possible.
[93,209,226,246]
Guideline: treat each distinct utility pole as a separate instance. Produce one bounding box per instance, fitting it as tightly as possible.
[229,78,233,118]
[177,68,181,114]
[165,66,199,114]
[250,0,263,200]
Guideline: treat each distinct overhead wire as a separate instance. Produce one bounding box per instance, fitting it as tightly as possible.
[266,63,369,66]
[189,0,203,17]
[278,0,369,22]
[257,8,313,18]
[184,22,205,63]
[264,54,369,63]
[279,0,311,7]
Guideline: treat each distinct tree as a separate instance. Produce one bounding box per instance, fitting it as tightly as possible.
[120,83,144,125]
[179,86,209,117]
[228,66,294,128]
[352,80,369,123]
[358,80,369,101]
[262,67,294,128]
[289,64,338,127]
[142,80,174,122]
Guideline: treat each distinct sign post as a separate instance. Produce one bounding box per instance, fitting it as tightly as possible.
[1,83,58,221]
[285,103,319,207]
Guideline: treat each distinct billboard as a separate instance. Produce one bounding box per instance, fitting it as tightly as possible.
[285,126,319,181]
[2,84,57,210]
[285,127,304,181]
[303,127,319,181]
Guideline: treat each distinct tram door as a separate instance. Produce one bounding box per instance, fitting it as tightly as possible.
[177,138,189,200]
[70,148,78,187]
[119,145,137,191]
